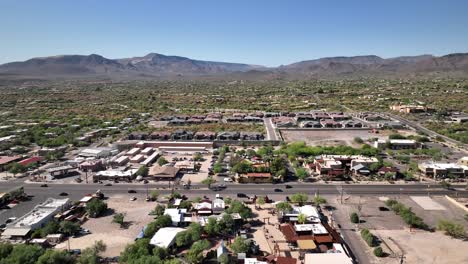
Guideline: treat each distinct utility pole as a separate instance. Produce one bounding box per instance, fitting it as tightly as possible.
[399,254,406,264]
[340,186,344,204]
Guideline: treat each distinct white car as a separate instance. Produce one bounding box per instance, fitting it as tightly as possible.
[223,178,233,182]
[130,196,137,201]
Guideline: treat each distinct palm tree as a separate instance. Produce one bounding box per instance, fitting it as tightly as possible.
[297,213,307,224]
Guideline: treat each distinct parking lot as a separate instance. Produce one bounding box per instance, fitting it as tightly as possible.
[330,195,468,264]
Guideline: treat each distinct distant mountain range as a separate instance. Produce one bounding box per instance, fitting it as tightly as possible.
[1,52,468,79]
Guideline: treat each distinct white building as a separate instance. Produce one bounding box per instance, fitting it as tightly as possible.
[373,139,420,149]
[304,252,353,264]
[149,227,186,248]
[79,148,112,158]
[2,198,70,239]
[282,205,321,223]
[418,162,468,178]
[94,168,137,181]
[164,208,190,226]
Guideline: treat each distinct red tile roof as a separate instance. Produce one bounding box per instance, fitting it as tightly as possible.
[276,256,297,264]
[0,156,22,165]
[246,173,271,178]
[19,157,43,166]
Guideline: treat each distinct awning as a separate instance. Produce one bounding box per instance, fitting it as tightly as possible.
[1,227,31,237]
[297,240,317,250]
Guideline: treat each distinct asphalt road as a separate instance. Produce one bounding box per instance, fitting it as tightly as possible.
[264,118,279,141]
[2,181,467,197]
[384,113,467,151]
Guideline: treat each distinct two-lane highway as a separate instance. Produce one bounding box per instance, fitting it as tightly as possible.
[3,181,467,197]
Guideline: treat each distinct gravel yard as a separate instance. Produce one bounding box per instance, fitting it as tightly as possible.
[56,195,156,257]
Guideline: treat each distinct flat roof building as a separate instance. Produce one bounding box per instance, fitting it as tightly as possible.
[149,227,186,248]
[2,198,70,240]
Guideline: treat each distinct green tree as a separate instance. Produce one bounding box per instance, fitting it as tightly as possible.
[186,240,210,264]
[7,163,26,176]
[354,137,364,144]
[41,221,60,237]
[295,167,308,181]
[256,196,265,209]
[437,220,466,238]
[136,166,149,177]
[119,238,151,263]
[201,176,216,189]
[0,244,44,264]
[297,213,307,224]
[149,190,159,201]
[290,193,308,205]
[86,199,108,217]
[275,202,293,213]
[213,163,223,174]
[230,237,250,254]
[218,254,231,264]
[0,243,13,259]
[77,240,106,264]
[313,195,327,206]
[144,215,172,238]
[113,213,125,228]
[350,212,360,224]
[373,246,384,257]
[225,200,252,219]
[157,157,169,166]
[152,246,168,260]
[36,249,74,264]
[151,204,165,216]
[204,217,218,236]
[231,161,253,174]
[193,153,204,161]
[59,221,80,236]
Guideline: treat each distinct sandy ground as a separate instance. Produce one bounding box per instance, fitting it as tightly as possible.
[329,195,468,264]
[281,129,417,147]
[281,129,387,147]
[375,230,468,264]
[250,204,301,263]
[56,195,156,257]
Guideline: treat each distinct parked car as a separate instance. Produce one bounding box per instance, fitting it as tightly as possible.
[130,196,137,201]
[5,217,17,224]
[237,193,247,198]
[274,188,283,192]
[224,178,233,182]
[104,183,112,187]
[40,184,48,187]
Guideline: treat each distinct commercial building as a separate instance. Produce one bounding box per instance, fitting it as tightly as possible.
[418,162,468,178]
[304,252,353,264]
[390,104,434,113]
[373,139,421,149]
[94,168,138,181]
[0,156,22,172]
[79,148,113,158]
[313,155,378,178]
[149,165,180,180]
[2,198,70,240]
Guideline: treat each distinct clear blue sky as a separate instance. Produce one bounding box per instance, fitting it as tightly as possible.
[1,0,467,66]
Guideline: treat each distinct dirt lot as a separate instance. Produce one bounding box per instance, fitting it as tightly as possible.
[280,129,387,147]
[329,195,468,264]
[56,195,156,257]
